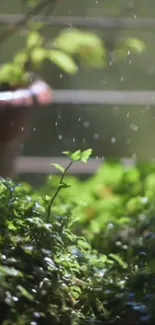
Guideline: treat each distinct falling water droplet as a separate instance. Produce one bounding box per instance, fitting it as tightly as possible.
[58,134,63,140]
[83,121,90,128]
[130,124,138,132]
[111,137,116,144]
[13,296,18,302]
[93,133,99,139]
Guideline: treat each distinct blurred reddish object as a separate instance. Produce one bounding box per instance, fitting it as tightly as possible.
[0,79,52,177]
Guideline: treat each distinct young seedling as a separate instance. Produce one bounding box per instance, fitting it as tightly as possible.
[47,149,92,222]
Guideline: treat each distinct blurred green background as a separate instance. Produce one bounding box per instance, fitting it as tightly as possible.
[1,0,155,161]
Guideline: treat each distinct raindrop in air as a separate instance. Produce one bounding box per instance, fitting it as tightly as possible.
[111,137,116,144]
[130,123,138,132]
[93,133,99,139]
[83,121,90,128]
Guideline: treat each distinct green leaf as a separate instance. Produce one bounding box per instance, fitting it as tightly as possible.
[125,38,145,53]
[51,164,65,173]
[63,149,92,162]
[0,63,24,86]
[14,52,28,65]
[77,32,106,68]
[63,150,82,161]
[59,183,71,189]
[0,266,23,277]
[0,183,7,194]
[63,151,72,157]
[81,149,92,163]
[27,31,43,48]
[28,0,39,6]
[71,150,81,162]
[17,285,34,301]
[53,29,85,54]
[109,254,128,269]
[31,48,47,66]
[53,29,106,68]
[70,285,82,299]
[7,221,17,231]
[48,50,78,75]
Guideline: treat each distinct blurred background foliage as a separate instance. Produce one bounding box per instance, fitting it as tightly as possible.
[0,1,155,167]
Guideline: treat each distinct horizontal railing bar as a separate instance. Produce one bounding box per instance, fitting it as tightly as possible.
[0,15,155,29]
[1,90,155,106]
[15,157,135,174]
[52,90,155,106]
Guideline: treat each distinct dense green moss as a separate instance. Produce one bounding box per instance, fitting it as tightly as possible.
[1,161,155,324]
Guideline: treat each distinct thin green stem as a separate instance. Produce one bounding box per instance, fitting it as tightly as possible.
[47,161,73,223]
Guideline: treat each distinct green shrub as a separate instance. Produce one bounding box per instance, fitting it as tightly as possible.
[1,154,155,324]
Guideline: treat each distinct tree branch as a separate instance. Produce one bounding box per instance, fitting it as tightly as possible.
[0,0,56,43]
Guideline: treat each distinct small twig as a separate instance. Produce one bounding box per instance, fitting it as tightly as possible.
[47,161,73,223]
[0,0,53,44]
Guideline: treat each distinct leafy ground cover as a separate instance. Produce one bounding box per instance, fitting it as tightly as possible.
[0,151,155,324]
